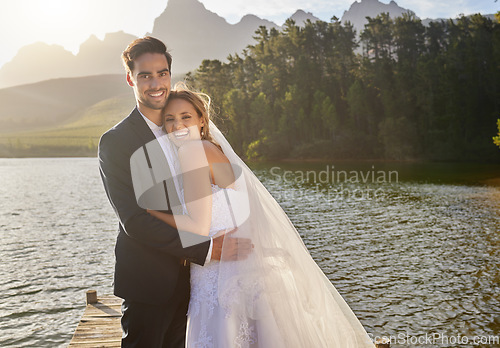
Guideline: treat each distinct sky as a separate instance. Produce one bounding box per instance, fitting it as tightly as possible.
[0,0,497,70]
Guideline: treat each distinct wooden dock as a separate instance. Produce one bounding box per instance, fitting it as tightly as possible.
[70,290,391,347]
[69,290,122,347]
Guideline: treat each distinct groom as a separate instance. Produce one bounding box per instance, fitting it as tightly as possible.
[98,36,252,347]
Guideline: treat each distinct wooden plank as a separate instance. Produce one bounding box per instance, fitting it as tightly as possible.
[71,291,388,347]
[69,291,123,347]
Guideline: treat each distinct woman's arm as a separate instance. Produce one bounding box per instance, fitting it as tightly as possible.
[147,140,213,236]
[145,208,178,229]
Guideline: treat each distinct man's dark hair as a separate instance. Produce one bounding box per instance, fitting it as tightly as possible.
[122,36,172,74]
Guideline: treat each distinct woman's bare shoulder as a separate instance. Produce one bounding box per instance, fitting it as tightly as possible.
[201,140,229,163]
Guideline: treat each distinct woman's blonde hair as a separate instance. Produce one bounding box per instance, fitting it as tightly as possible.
[165,82,220,150]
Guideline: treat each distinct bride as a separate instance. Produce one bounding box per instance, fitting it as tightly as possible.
[146,83,374,347]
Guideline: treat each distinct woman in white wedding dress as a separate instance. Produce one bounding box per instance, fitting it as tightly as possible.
[147,84,374,348]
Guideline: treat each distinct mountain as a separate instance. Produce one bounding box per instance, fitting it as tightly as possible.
[0,43,77,88]
[341,0,416,35]
[0,0,278,88]
[0,0,495,88]
[0,31,141,89]
[0,0,494,88]
[150,0,278,73]
[0,74,132,133]
[421,13,497,26]
[341,0,496,39]
[289,10,321,27]
[74,32,139,76]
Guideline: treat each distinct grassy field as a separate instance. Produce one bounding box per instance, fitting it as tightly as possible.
[0,73,194,157]
[0,95,136,157]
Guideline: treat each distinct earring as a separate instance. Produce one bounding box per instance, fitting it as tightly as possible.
[201,127,204,137]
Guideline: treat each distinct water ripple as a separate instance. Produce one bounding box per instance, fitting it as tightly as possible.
[0,159,498,347]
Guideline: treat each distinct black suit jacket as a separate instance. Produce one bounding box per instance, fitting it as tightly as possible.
[98,107,211,304]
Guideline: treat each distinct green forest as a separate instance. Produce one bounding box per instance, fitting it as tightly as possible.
[187,12,500,162]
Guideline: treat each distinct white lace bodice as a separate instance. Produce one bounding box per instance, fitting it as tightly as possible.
[207,184,237,236]
[188,183,236,318]
[187,184,262,348]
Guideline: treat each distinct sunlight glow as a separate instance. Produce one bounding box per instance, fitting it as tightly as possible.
[33,0,74,22]
[0,0,498,72]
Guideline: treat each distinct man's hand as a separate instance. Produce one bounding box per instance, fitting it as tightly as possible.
[211,228,254,261]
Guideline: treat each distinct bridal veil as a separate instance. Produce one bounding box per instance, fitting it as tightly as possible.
[169,121,374,347]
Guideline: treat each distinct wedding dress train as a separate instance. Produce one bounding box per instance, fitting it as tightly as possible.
[170,122,374,348]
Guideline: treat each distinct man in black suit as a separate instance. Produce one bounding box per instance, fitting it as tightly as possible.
[98,36,252,348]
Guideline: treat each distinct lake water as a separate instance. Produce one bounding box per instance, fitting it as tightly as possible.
[0,158,499,347]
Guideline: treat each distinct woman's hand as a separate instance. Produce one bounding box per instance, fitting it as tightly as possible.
[211,228,254,261]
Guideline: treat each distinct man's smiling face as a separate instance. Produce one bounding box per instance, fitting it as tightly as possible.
[127,52,171,112]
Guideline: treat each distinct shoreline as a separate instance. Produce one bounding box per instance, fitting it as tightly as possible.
[480,177,500,187]
[0,152,498,165]
[277,157,425,163]
[474,177,500,214]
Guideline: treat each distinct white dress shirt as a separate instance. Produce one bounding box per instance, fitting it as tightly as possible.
[139,109,213,264]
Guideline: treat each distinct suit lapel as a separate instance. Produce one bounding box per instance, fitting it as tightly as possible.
[128,107,157,145]
[127,107,183,214]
